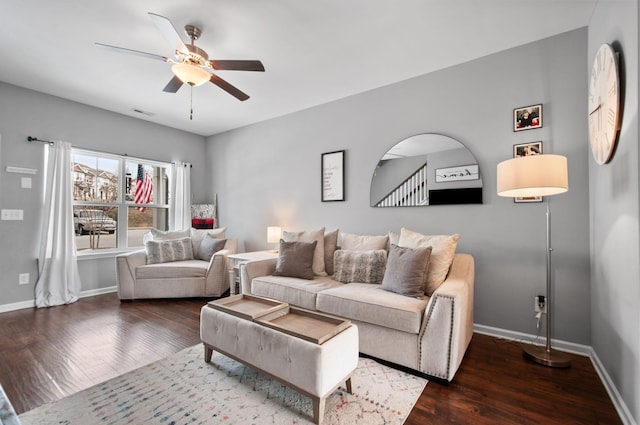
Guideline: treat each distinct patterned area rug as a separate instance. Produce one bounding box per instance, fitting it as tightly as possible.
[19,345,427,425]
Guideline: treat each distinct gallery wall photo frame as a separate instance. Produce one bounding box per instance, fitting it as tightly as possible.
[513,104,542,132]
[321,150,345,202]
[513,141,543,203]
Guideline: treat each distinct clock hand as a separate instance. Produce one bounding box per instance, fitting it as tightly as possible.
[588,103,602,116]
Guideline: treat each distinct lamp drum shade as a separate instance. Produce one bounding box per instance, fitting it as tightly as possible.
[497,154,568,198]
[267,226,282,244]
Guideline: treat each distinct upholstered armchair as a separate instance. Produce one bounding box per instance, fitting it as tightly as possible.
[116,228,237,300]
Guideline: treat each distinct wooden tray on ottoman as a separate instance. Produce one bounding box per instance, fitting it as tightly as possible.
[256,306,351,345]
[208,294,286,320]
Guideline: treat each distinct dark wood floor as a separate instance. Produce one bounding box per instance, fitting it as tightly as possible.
[0,293,621,424]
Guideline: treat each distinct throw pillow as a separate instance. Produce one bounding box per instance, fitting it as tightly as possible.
[339,232,389,251]
[324,229,339,276]
[142,228,190,245]
[282,227,326,276]
[273,239,317,280]
[145,237,194,264]
[333,249,387,284]
[191,227,227,258]
[398,228,459,295]
[197,235,227,261]
[381,244,432,298]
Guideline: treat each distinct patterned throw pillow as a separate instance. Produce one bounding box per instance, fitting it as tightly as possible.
[145,237,194,264]
[333,249,387,284]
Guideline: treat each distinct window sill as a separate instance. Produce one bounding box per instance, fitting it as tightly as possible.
[77,248,142,260]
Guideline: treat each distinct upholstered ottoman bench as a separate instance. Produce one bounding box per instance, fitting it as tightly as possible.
[200,295,359,424]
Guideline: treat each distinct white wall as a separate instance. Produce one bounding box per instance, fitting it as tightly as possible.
[589,0,639,423]
[0,83,208,304]
[207,29,592,344]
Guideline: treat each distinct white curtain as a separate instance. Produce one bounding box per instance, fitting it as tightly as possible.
[35,141,82,307]
[170,162,192,231]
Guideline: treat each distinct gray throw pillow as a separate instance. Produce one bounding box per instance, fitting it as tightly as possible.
[198,235,227,261]
[145,237,194,264]
[381,244,432,298]
[273,239,317,280]
[333,249,387,284]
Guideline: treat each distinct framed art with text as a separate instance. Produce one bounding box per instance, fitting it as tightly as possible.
[513,141,543,203]
[321,150,345,202]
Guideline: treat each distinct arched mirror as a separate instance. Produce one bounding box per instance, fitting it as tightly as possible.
[370,134,482,207]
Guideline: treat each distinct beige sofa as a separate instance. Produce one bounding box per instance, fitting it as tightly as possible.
[240,231,474,383]
[116,228,237,300]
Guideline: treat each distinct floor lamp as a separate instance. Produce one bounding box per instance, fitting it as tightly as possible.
[497,154,571,368]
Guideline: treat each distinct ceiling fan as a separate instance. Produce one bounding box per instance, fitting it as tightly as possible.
[96,12,264,102]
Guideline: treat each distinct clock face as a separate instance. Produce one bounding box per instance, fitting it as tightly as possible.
[588,43,621,165]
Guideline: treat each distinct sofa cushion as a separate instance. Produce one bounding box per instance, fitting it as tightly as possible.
[283,227,326,276]
[252,275,343,310]
[333,249,387,284]
[197,235,227,261]
[339,232,389,251]
[191,227,227,258]
[135,259,208,279]
[381,244,432,298]
[398,228,459,295]
[273,240,317,280]
[324,229,339,276]
[317,283,428,334]
[145,237,194,264]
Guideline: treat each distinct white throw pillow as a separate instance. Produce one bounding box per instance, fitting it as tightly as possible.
[398,227,459,295]
[282,227,326,276]
[142,228,191,245]
[339,232,389,251]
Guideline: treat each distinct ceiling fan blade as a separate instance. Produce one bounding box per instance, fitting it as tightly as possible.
[148,12,189,55]
[163,75,183,93]
[209,60,265,72]
[95,43,170,62]
[209,74,250,101]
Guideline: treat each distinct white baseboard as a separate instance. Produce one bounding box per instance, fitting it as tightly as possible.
[0,286,117,314]
[474,324,636,425]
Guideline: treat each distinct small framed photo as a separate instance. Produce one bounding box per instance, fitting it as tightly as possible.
[513,104,542,131]
[513,141,543,203]
[321,150,345,202]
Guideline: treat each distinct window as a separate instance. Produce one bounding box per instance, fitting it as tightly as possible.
[72,149,171,252]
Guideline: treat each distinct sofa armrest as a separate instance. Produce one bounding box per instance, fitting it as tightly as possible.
[418,253,475,382]
[204,239,237,297]
[116,250,147,299]
[240,258,277,294]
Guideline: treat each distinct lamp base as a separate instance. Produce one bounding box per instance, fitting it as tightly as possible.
[522,344,571,368]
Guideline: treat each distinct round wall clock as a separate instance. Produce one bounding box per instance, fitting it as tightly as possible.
[588,43,621,165]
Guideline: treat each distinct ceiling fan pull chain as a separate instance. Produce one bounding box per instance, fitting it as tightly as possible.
[190,84,193,120]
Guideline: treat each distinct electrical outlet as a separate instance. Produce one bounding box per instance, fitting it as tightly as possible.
[19,273,29,285]
[534,295,546,313]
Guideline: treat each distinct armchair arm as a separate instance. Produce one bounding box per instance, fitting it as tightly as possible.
[418,253,474,382]
[204,239,237,297]
[116,250,147,299]
[240,258,277,294]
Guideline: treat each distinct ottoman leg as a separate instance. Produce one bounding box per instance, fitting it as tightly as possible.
[312,396,325,425]
[345,377,353,394]
[204,344,213,363]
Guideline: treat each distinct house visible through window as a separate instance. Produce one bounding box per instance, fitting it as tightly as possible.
[72,149,170,252]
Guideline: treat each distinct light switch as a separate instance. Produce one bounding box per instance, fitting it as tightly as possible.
[1,209,24,220]
[21,177,32,189]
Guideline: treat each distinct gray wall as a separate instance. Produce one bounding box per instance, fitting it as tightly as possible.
[207,28,591,345]
[0,83,208,304]
[589,0,639,423]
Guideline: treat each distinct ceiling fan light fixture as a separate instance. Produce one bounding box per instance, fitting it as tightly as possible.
[171,63,210,86]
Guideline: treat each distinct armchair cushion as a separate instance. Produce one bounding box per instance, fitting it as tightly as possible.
[136,259,208,279]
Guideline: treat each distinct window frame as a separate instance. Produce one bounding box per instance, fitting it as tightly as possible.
[71,148,172,256]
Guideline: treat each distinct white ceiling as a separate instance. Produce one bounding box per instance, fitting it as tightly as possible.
[0,1,596,137]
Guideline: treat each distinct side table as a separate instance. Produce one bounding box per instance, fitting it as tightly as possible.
[227,251,279,295]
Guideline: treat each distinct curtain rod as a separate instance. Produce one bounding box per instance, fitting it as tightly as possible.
[27,136,191,167]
